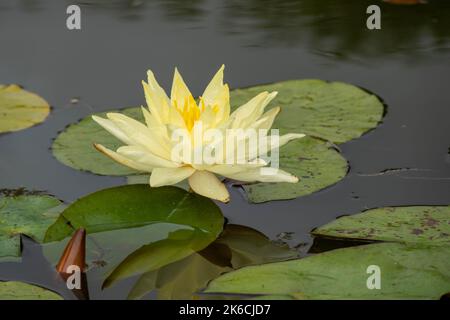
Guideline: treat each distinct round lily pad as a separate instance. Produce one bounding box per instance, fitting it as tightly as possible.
[206,243,450,299]
[231,79,384,143]
[44,185,225,288]
[0,281,63,300]
[52,107,142,176]
[0,85,50,134]
[312,205,450,246]
[241,136,348,203]
[0,194,64,258]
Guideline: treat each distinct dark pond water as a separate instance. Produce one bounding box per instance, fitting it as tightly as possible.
[0,0,449,299]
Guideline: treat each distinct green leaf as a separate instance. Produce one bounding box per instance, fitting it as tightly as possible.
[231,80,384,144]
[312,206,450,246]
[206,243,450,299]
[0,195,64,258]
[241,136,348,203]
[127,224,298,300]
[51,79,376,175]
[52,107,142,175]
[0,281,63,300]
[44,185,224,287]
[0,85,50,134]
[45,185,224,241]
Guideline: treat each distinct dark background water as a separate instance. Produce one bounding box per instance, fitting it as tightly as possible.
[0,0,449,299]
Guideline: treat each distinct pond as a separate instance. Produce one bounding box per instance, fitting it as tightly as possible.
[0,0,449,300]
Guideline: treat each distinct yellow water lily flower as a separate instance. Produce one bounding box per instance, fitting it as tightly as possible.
[92,65,304,202]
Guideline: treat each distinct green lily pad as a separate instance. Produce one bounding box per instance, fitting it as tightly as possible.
[45,185,223,241]
[52,107,142,176]
[231,79,384,143]
[0,194,64,258]
[44,185,224,287]
[0,281,63,300]
[312,206,450,246]
[206,243,450,299]
[0,85,50,134]
[241,136,348,203]
[51,79,375,175]
[127,224,298,300]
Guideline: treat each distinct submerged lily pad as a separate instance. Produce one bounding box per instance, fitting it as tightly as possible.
[231,80,384,144]
[241,136,348,203]
[312,205,450,245]
[52,107,142,176]
[0,194,64,258]
[44,185,224,286]
[206,243,450,299]
[0,85,50,134]
[127,224,298,300]
[0,281,63,300]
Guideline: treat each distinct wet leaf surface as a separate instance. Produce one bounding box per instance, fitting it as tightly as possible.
[52,107,142,176]
[0,194,64,258]
[231,80,384,144]
[45,185,224,241]
[0,85,50,134]
[43,185,224,288]
[312,205,450,245]
[241,136,348,203]
[206,243,450,299]
[127,224,298,299]
[0,281,62,300]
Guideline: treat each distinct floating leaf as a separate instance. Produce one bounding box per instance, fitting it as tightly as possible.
[45,185,223,241]
[0,195,64,258]
[241,136,348,203]
[44,185,224,287]
[127,224,298,300]
[206,243,450,299]
[231,80,384,144]
[0,85,50,134]
[51,79,376,175]
[312,206,450,246]
[0,281,63,300]
[52,107,142,175]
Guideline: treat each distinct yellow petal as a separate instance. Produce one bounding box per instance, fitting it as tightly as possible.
[107,112,170,159]
[277,133,306,149]
[117,145,179,168]
[188,171,230,202]
[222,168,298,183]
[202,65,224,106]
[207,159,267,176]
[142,81,165,124]
[231,91,277,129]
[171,68,194,108]
[93,144,150,172]
[147,70,170,104]
[92,115,134,146]
[149,166,195,187]
[250,106,281,130]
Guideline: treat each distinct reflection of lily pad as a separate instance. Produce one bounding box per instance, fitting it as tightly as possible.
[0,85,50,134]
[52,107,142,176]
[312,206,450,246]
[44,185,224,287]
[206,243,450,299]
[0,281,63,300]
[0,195,64,258]
[241,136,348,203]
[231,80,384,143]
[127,224,298,300]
